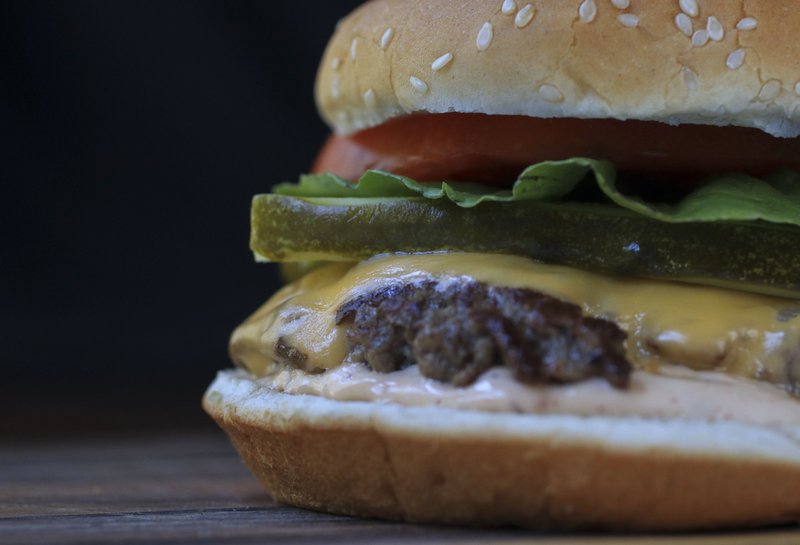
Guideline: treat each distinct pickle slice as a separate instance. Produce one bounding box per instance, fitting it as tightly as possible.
[252,195,800,298]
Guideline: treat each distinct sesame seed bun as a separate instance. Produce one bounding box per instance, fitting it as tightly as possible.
[316,0,800,137]
[204,370,800,530]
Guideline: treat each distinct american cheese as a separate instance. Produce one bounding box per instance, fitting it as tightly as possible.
[231,253,800,392]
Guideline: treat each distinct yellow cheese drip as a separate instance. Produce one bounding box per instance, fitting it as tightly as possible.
[230,253,800,391]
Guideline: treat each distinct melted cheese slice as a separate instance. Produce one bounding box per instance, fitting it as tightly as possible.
[231,253,800,393]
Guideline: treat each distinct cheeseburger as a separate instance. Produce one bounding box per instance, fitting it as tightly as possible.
[204,0,800,529]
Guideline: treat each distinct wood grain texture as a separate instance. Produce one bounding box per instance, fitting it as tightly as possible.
[0,431,798,545]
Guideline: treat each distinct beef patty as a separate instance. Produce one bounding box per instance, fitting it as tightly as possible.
[325,278,631,388]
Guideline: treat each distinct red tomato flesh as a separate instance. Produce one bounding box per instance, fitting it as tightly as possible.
[312,113,800,186]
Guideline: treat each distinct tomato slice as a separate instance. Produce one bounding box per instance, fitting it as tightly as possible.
[312,113,800,186]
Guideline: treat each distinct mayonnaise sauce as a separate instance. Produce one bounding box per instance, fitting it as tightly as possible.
[251,363,800,426]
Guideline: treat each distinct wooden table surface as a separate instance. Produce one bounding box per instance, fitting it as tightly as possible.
[1,431,798,545]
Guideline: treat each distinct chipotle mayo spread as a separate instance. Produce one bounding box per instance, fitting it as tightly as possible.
[250,363,800,427]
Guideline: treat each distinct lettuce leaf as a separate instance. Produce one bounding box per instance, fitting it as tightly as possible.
[273,159,800,225]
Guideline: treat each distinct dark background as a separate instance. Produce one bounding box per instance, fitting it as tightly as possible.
[2,0,363,436]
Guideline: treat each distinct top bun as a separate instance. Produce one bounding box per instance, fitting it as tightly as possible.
[316,0,800,137]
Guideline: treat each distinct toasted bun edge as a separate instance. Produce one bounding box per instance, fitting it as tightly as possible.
[204,370,800,529]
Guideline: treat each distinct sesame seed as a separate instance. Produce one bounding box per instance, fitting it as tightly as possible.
[794,81,800,96]
[758,80,781,102]
[431,52,454,71]
[675,13,692,36]
[350,38,358,60]
[502,0,517,15]
[477,22,494,51]
[515,4,535,28]
[331,57,342,70]
[538,84,564,103]
[611,0,629,9]
[579,0,597,23]
[617,14,639,28]
[679,0,699,18]
[736,17,757,31]
[706,16,724,41]
[409,76,429,94]
[331,78,340,99]
[682,66,699,91]
[380,27,394,50]
[726,48,745,70]
[691,29,709,47]
[363,88,377,109]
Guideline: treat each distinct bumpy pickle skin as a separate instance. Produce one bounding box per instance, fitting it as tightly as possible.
[251,195,800,298]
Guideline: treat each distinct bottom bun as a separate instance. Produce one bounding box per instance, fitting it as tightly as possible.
[203,370,800,530]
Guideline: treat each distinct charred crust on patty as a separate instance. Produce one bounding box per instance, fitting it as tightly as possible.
[335,278,631,387]
[275,337,310,370]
